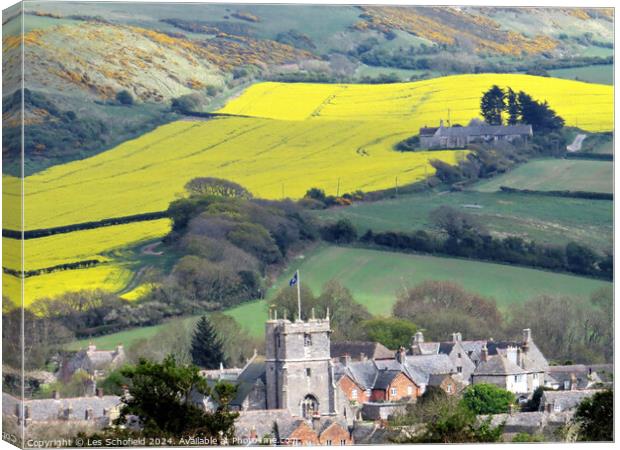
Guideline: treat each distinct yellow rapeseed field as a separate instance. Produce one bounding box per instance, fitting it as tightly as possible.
[3,118,466,230]
[220,74,613,130]
[2,219,171,271]
[3,264,133,308]
[3,73,612,306]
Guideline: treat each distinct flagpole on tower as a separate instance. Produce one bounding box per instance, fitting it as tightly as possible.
[296,270,301,321]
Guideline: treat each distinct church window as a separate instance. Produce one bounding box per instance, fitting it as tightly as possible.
[304,333,312,346]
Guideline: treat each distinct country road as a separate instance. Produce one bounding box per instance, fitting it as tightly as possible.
[567,133,587,152]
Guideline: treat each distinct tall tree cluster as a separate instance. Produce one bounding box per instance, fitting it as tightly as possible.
[480,85,565,132]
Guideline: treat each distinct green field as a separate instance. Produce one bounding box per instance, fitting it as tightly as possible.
[549,64,613,85]
[313,190,612,253]
[68,301,267,351]
[580,133,614,154]
[68,244,610,346]
[474,159,613,194]
[271,246,609,316]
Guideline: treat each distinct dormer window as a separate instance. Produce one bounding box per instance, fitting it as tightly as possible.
[304,333,312,347]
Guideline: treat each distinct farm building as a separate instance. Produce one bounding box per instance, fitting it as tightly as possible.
[419,120,533,149]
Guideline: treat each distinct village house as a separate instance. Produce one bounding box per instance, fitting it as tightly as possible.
[410,329,548,398]
[539,390,603,414]
[419,120,533,149]
[331,341,393,362]
[60,344,126,381]
[234,410,352,446]
[2,391,121,427]
[544,364,606,391]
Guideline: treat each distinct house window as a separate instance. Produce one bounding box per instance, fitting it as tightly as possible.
[365,389,371,397]
[407,386,413,396]
[457,366,462,373]
[563,380,570,390]
[326,440,332,446]
[340,440,346,445]
[554,403,561,412]
[351,389,358,400]
[306,368,311,377]
[447,385,453,394]
[304,333,312,346]
[390,388,397,396]
[457,353,462,358]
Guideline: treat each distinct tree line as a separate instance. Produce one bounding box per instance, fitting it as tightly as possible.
[321,207,612,281]
[480,85,564,132]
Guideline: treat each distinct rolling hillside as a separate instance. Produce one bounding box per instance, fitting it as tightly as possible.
[4,74,613,231]
[474,159,613,194]
[313,190,612,253]
[2,73,612,307]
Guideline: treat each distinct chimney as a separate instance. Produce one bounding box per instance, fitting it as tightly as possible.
[452,333,458,343]
[312,413,321,432]
[52,390,60,400]
[360,352,367,362]
[87,343,96,353]
[115,344,123,354]
[396,346,407,364]
[516,347,523,368]
[439,119,444,128]
[570,373,577,391]
[481,344,488,362]
[413,331,424,344]
[343,354,351,367]
[456,332,462,342]
[523,329,532,346]
[96,387,104,398]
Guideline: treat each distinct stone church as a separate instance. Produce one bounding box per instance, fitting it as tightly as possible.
[265,311,338,418]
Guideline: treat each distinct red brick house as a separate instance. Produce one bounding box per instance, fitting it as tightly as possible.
[338,374,371,404]
[370,370,420,402]
[318,421,353,446]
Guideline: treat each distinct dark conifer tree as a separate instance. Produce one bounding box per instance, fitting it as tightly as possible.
[517,91,565,132]
[190,315,225,369]
[506,88,520,125]
[480,85,505,125]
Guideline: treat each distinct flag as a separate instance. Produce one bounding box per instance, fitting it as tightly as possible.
[289,271,298,287]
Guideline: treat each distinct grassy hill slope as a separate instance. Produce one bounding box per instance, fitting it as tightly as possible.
[474,159,613,193]
[313,190,612,253]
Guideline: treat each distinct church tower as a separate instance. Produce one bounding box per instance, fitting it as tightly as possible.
[265,309,337,419]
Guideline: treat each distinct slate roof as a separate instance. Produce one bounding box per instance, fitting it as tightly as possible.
[405,354,456,376]
[345,360,379,390]
[483,411,546,433]
[428,373,451,387]
[234,409,295,442]
[587,364,613,383]
[419,127,439,137]
[474,354,527,376]
[373,370,401,390]
[3,393,121,422]
[435,124,533,138]
[412,342,440,355]
[547,365,596,389]
[374,359,426,387]
[230,355,266,407]
[541,390,602,412]
[331,341,393,360]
